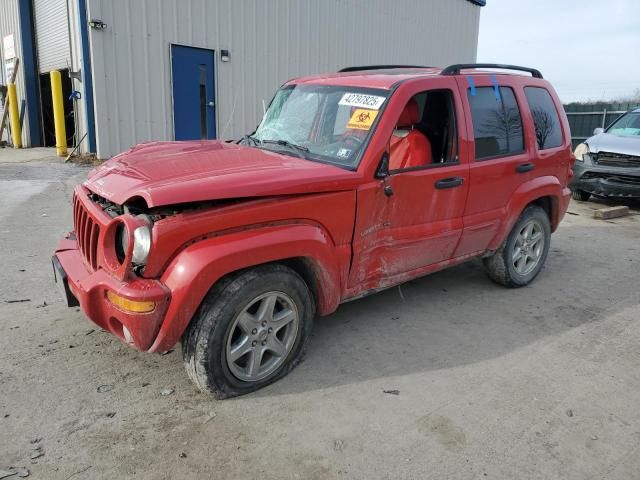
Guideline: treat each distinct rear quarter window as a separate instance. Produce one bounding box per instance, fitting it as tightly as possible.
[524,87,563,149]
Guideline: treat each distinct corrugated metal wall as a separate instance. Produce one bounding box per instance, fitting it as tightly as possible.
[33,0,72,73]
[86,0,481,158]
[0,0,31,145]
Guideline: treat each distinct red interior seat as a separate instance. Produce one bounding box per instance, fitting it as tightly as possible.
[389,99,432,170]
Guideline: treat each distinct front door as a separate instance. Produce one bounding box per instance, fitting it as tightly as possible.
[349,86,470,291]
[171,45,216,140]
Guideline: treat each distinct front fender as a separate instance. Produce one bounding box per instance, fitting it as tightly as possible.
[148,222,343,352]
[488,176,570,250]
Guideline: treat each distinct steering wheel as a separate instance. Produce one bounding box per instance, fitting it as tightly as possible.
[339,132,365,149]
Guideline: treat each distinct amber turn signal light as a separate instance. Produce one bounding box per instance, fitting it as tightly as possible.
[106,291,155,313]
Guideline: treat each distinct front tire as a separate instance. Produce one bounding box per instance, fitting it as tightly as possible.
[571,189,591,201]
[483,205,551,288]
[182,264,314,398]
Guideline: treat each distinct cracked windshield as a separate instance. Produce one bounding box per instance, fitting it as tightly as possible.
[247,85,390,168]
[608,112,640,137]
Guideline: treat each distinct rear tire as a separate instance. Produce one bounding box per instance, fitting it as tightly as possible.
[182,264,314,399]
[483,205,551,288]
[571,189,591,201]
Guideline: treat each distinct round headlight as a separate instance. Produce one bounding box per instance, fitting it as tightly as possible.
[116,223,129,264]
[132,225,152,265]
[574,143,589,162]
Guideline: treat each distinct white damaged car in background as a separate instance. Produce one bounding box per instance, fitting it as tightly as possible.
[571,107,640,200]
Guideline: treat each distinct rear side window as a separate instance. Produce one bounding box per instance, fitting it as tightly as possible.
[468,87,524,160]
[524,87,563,149]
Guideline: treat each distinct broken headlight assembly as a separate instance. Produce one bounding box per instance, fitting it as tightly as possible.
[574,143,592,163]
[116,215,153,266]
[132,223,152,265]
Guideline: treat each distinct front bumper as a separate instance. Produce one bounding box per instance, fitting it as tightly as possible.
[53,236,171,351]
[571,161,640,198]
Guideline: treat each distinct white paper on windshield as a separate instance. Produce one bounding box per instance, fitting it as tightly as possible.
[338,93,386,110]
[337,148,352,159]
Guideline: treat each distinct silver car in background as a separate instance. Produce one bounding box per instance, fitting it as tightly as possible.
[571,107,640,200]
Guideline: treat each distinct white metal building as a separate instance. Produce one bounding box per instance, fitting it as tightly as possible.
[0,0,485,158]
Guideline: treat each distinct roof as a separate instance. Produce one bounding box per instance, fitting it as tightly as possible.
[288,65,542,90]
[288,68,443,90]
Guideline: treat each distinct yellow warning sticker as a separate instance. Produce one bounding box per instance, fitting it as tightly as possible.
[346,109,379,130]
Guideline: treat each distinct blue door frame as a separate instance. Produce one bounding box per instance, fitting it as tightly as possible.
[17,0,41,146]
[171,45,217,141]
[76,0,96,153]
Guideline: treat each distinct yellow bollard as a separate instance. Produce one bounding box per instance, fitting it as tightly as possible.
[7,83,22,148]
[50,70,67,156]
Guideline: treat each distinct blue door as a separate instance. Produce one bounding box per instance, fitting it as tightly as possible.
[171,45,217,140]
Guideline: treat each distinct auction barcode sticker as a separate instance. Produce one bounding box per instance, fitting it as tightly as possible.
[339,93,386,110]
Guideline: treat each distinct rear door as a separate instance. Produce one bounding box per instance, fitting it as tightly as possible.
[453,75,533,257]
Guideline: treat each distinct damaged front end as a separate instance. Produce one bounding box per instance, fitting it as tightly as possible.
[52,183,267,350]
[53,185,171,350]
[572,151,640,198]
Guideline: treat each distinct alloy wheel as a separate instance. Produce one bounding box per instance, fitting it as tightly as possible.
[512,219,545,276]
[225,291,299,382]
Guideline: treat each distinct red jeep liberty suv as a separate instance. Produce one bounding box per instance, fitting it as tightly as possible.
[53,64,573,398]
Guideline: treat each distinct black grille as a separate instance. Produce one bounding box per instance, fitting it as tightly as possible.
[594,151,640,168]
[72,193,101,270]
[582,171,640,185]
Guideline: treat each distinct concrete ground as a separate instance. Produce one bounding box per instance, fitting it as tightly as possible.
[0,147,58,163]
[1,154,639,480]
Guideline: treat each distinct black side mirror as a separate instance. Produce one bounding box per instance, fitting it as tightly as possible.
[376,152,390,178]
[376,152,394,196]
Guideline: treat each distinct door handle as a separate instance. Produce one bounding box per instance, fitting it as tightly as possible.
[516,162,535,173]
[435,176,464,189]
[207,101,215,107]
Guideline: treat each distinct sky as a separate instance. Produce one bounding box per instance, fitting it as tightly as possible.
[477,0,640,104]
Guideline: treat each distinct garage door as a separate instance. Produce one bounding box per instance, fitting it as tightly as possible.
[34,0,71,73]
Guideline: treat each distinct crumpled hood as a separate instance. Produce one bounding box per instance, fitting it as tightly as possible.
[587,132,640,157]
[85,141,361,207]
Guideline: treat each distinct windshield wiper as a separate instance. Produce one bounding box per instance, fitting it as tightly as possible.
[262,139,309,154]
[239,134,261,146]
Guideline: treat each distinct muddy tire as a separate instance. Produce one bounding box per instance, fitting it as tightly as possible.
[571,189,591,201]
[182,264,314,399]
[483,205,551,288]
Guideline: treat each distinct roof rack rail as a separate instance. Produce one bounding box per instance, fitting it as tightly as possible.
[339,65,430,73]
[441,63,543,79]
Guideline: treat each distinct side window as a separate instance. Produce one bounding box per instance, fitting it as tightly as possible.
[468,86,524,160]
[524,87,563,149]
[388,90,459,171]
[413,91,429,119]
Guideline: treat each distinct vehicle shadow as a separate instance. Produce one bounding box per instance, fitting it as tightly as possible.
[255,221,639,397]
